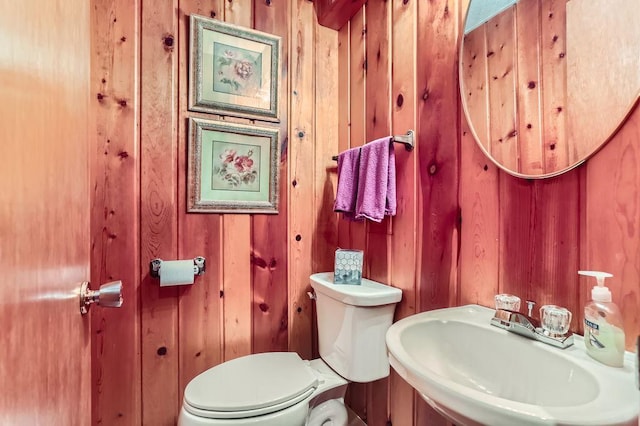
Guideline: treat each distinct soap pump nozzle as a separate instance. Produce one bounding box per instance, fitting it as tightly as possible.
[578,270,613,302]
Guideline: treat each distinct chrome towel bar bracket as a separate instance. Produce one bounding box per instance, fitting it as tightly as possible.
[332,130,414,161]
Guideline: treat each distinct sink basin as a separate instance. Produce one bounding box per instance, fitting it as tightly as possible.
[386,304,639,426]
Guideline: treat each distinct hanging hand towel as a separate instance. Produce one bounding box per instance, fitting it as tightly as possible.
[354,137,396,222]
[333,146,361,219]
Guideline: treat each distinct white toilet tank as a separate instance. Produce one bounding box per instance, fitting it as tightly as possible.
[310,272,402,383]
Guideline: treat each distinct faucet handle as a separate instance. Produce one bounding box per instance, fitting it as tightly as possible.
[495,294,521,311]
[540,305,572,336]
[526,300,536,317]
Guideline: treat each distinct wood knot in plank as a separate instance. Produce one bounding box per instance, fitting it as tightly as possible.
[251,253,268,269]
[163,34,174,50]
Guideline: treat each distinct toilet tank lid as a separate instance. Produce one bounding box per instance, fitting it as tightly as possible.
[310,272,402,306]
[184,352,318,414]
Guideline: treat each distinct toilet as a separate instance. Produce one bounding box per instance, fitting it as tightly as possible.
[178,272,402,426]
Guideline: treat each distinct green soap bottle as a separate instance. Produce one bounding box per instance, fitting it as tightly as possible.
[579,270,625,368]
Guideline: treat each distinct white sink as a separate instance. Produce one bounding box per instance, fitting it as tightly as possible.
[386,304,639,426]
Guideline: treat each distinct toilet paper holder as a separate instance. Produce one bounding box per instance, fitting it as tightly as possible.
[149,256,206,279]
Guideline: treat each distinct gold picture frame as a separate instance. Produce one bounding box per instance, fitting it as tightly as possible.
[189,15,281,122]
[187,118,280,214]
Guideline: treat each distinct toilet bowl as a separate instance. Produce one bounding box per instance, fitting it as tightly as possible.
[179,354,348,426]
[178,273,402,426]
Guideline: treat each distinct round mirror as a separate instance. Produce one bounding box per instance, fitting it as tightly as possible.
[460,0,640,178]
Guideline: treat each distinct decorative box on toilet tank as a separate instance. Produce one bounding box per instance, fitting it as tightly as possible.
[333,249,364,285]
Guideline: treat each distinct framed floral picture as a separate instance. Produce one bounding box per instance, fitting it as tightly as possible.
[187,118,280,213]
[189,15,281,122]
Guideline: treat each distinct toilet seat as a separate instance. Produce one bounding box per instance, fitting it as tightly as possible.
[183,352,319,420]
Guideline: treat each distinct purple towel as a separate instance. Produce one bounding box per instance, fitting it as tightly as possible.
[353,137,396,222]
[333,146,361,218]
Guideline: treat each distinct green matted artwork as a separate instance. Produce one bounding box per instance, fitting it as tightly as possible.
[189,15,281,122]
[187,118,280,214]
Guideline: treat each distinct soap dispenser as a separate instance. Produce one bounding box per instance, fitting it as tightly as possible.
[578,270,625,367]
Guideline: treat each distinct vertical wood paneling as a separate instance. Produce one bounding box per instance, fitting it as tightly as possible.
[364,2,392,424]
[416,0,460,312]
[347,6,368,255]
[313,25,340,275]
[458,0,499,312]
[461,25,490,150]
[515,0,544,175]
[583,104,640,350]
[224,0,253,27]
[499,174,581,329]
[140,0,180,424]
[313,21,340,359]
[252,0,290,355]
[415,1,461,423]
[365,0,392,284]
[90,0,141,424]
[540,0,567,173]
[288,0,316,361]
[486,9,518,171]
[337,23,351,250]
[390,0,419,327]
[89,1,640,425]
[388,1,419,425]
[459,120,500,307]
[176,0,225,404]
[222,216,253,360]
[93,0,322,422]
[344,7,369,422]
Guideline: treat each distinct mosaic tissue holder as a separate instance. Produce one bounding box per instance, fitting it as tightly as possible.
[334,249,364,285]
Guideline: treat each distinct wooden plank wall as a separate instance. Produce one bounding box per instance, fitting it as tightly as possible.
[90,0,639,424]
[337,1,462,424]
[90,0,338,424]
[90,0,142,424]
[339,0,640,425]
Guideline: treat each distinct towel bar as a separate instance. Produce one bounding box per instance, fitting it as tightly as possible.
[332,130,414,161]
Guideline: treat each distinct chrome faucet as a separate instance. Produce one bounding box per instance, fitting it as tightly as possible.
[490,297,574,349]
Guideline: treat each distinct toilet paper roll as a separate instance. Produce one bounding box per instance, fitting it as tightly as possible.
[159,260,195,286]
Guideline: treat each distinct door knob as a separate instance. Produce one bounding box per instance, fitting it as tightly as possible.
[80,280,123,315]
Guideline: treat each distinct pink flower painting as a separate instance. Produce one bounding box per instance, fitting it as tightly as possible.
[212,145,259,190]
[213,42,262,98]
